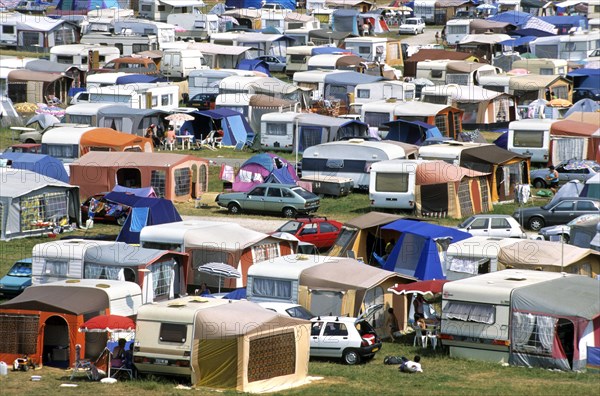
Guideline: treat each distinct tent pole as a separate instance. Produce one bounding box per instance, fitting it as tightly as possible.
[295,118,299,172]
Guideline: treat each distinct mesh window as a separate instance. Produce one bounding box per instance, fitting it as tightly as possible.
[20,192,68,232]
[248,332,296,382]
[199,164,208,192]
[479,177,490,212]
[252,243,280,263]
[458,180,473,217]
[511,312,557,356]
[0,314,39,355]
[150,261,174,299]
[300,127,322,150]
[174,168,191,197]
[435,115,447,135]
[375,172,408,193]
[151,170,166,198]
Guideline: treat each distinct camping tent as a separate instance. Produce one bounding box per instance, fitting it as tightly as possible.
[0,168,80,240]
[0,152,68,183]
[549,117,600,164]
[103,192,182,244]
[193,109,255,149]
[96,105,167,136]
[233,153,298,192]
[55,0,122,14]
[79,128,154,153]
[549,179,584,206]
[383,120,442,145]
[382,219,472,280]
[565,99,600,118]
[570,218,600,250]
[237,59,271,76]
[332,9,360,35]
[510,275,600,371]
[0,280,141,368]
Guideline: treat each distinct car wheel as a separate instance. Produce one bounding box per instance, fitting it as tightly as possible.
[117,215,127,226]
[533,178,547,189]
[228,202,241,215]
[25,139,36,144]
[282,207,297,218]
[559,234,570,243]
[343,349,361,365]
[528,217,545,231]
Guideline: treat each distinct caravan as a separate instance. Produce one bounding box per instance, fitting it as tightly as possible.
[49,44,120,71]
[507,119,556,164]
[72,83,179,110]
[64,103,118,126]
[445,18,473,46]
[160,49,208,80]
[368,159,424,210]
[80,32,159,56]
[343,37,403,65]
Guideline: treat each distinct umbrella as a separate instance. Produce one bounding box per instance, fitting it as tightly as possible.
[387,280,449,297]
[198,262,241,293]
[476,4,497,10]
[79,314,136,333]
[507,68,530,75]
[165,113,195,122]
[548,98,572,108]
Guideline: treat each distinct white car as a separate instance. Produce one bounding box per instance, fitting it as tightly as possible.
[310,315,381,365]
[458,214,527,239]
[258,302,315,320]
[399,18,425,35]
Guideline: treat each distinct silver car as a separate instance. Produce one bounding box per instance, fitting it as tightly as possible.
[530,160,600,189]
[457,214,527,239]
[538,213,600,243]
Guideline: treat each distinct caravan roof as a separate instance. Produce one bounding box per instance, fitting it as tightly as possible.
[219,75,265,92]
[508,119,556,131]
[303,140,410,160]
[248,255,338,281]
[307,54,363,69]
[261,111,303,123]
[50,44,119,56]
[33,239,114,261]
[443,269,565,304]
[362,100,454,117]
[293,69,345,83]
[41,126,96,145]
[136,296,232,324]
[447,236,519,259]
[65,102,117,115]
[418,141,485,161]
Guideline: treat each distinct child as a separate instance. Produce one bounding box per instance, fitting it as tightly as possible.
[400,355,423,373]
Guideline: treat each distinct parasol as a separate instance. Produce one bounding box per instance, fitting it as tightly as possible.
[79,314,136,332]
[547,98,572,108]
[387,279,449,297]
[165,113,195,122]
[198,262,241,293]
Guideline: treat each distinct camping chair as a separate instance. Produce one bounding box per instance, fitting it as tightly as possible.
[163,136,175,151]
[413,326,428,348]
[198,130,218,151]
[109,349,134,380]
[70,344,94,380]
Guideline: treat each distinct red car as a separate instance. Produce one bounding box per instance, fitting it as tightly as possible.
[82,194,130,225]
[4,143,41,154]
[275,217,343,250]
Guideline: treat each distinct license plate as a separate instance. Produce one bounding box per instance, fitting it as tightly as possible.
[372,347,379,352]
[154,359,169,365]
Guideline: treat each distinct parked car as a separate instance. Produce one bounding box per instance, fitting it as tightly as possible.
[81,193,131,225]
[186,93,217,110]
[0,258,32,297]
[216,183,320,217]
[310,315,381,365]
[3,143,41,154]
[274,217,343,249]
[258,302,315,320]
[457,214,527,239]
[19,123,84,144]
[399,17,425,35]
[256,55,286,72]
[538,213,600,243]
[512,197,600,231]
[530,160,600,189]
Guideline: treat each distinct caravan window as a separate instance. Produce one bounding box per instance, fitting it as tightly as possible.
[161,94,170,106]
[45,144,76,160]
[43,260,68,277]
[3,25,15,34]
[252,278,292,300]
[358,46,371,55]
[447,256,489,275]
[447,25,467,35]
[67,114,92,124]
[364,112,390,128]
[56,55,73,64]
[375,172,409,193]
[443,301,495,324]
[266,123,287,136]
[535,45,558,59]
[159,323,186,343]
[357,89,370,99]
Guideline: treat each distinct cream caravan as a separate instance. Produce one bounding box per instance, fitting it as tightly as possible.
[507,119,556,164]
[368,159,424,210]
[50,44,120,71]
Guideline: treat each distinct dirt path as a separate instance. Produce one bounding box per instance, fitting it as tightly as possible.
[181,215,287,233]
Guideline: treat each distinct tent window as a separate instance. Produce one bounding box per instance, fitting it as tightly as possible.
[248,332,296,382]
[447,257,489,275]
[458,180,474,217]
[150,260,175,300]
[20,192,68,232]
[174,168,191,197]
[434,115,447,135]
[0,314,39,355]
[375,172,408,193]
[252,243,280,263]
[117,168,141,188]
[199,164,208,192]
[150,170,166,198]
[363,286,385,328]
[159,323,186,343]
[310,290,343,316]
[252,277,292,300]
[444,301,495,324]
[512,312,557,356]
[300,127,322,150]
[84,264,122,280]
[364,112,390,127]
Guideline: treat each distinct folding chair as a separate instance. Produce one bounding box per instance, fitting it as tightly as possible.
[199,130,218,151]
[413,326,428,348]
[109,350,134,380]
[70,344,94,380]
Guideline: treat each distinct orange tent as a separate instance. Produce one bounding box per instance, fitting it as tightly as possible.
[550,118,600,164]
[79,128,153,155]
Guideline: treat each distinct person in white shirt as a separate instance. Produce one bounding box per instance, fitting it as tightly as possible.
[400,355,423,373]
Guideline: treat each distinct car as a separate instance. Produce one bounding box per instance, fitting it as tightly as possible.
[81,193,131,225]
[186,93,217,110]
[457,214,527,239]
[310,315,382,365]
[399,17,425,35]
[256,55,286,72]
[572,87,600,102]
[0,258,32,297]
[19,123,85,144]
[258,302,315,320]
[3,143,41,154]
[512,197,600,231]
[538,213,600,243]
[216,183,320,218]
[530,160,600,189]
[274,217,343,249]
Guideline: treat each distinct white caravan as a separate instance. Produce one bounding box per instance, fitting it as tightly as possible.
[445,19,472,46]
[72,83,179,110]
[49,44,120,71]
[368,159,424,210]
[507,119,556,164]
[160,48,208,79]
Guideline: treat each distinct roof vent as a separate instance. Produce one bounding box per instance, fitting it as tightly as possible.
[505,276,527,281]
[348,138,364,144]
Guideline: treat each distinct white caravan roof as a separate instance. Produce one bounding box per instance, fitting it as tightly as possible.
[293,69,344,83]
[50,44,120,56]
[248,254,338,280]
[508,119,557,131]
[447,236,520,259]
[41,126,96,145]
[303,139,409,160]
[33,239,115,261]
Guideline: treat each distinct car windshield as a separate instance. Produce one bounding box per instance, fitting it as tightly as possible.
[406,20,417,25]
[286,305,314,320]
[7,261,32,277]
[277,221,303,233]
[567,214,600,226]
[458,217,474,228]
[292,187,317,199]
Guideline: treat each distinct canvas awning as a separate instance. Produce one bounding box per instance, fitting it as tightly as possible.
[498,240,600,267]
[459,33,513,45]
[416,160,489,185]
[79,128,153,151]
[0,285,109,314]
[8,69,66,83]
[72,151,196,168]
[344,212,404,229]
[461,144,528,165]
[249,94,296,108]
[188,43,251,56]
[84,244,177,266]
[446,62,489,73]
[509,75,568,90]
[551,120,600,137]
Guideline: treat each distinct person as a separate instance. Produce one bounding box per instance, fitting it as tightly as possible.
[399,355,423,373]
[112,338,127,367]
[124,343,134,370]
[546,165,559,193]
[385,307,401,341]
[363,22,370,36]
[145,124,160,148]
[166,127,176,149]
[441,26,447,45]
[416,317,427,330]
[435,31,440,44]
[413,294,425,322]
[197,282,211,296]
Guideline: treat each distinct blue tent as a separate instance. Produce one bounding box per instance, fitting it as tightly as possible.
[225,0,295,9]
[222,287,247,300]
[194,109,255,149]
[55,0,122,12]
[233,153,298,191]
[493,131,508,150]
[311,47,356,56]
[0,153,68,183]
[512,28,555,38]
[381,220,471,280]
[103,192,182,244]
[237,59,271,76]
[565,99,600,118]
[539,15,587,32]
[567,68,600,89]
[383,119,442,146]
[115,74,167,85]
[500,36,537,47]
[489,11,533,27]
[332,9,360,35]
